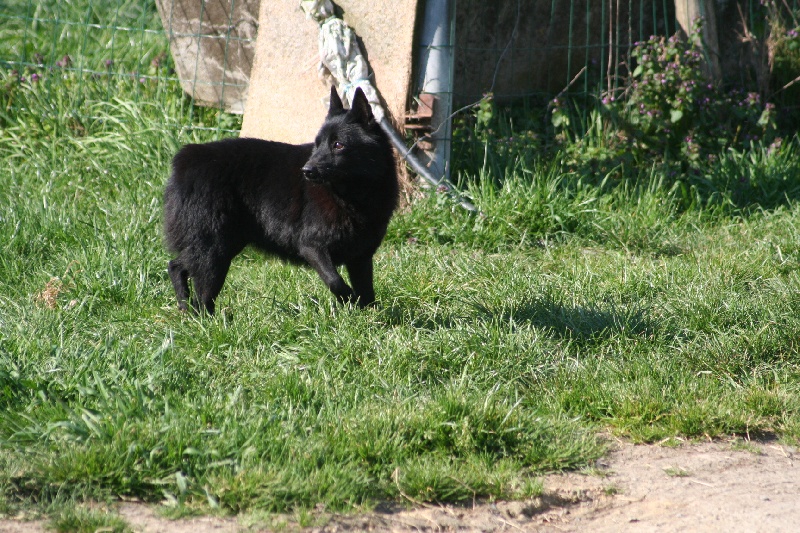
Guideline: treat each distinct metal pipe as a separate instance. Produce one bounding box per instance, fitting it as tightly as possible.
[379,118,477,213]
[416,0,454,183]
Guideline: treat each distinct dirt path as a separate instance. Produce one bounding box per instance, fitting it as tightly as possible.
[3,439,797,532]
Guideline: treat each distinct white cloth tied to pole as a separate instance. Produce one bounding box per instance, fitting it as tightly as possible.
[299,0,385,122]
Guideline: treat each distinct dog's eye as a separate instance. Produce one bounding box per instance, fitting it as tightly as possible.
[333,141,345,151]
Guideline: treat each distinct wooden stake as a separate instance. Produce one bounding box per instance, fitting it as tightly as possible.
[674,0,721,82]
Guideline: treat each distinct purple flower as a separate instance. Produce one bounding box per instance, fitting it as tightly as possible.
[30,73,40,82]
[742,92,760,106]
[55,55,71,68]
[104,59,114,68]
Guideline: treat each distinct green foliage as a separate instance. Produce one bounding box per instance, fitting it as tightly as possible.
[618,28,776,162]
[452,23,800,214]
[759,1,800,123]
[544,24,781,182]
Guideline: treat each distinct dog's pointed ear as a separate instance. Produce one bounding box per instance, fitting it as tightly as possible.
[328,85,344,116]
[348,87,374,124]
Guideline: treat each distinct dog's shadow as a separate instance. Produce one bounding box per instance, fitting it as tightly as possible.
[500,298,654,342]
[380,295,656,344]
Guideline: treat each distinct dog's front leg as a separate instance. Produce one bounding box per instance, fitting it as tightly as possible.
[299,246,355,304]
[345,256,375,307]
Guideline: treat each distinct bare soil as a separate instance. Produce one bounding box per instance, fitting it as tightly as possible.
[3,439,797,532]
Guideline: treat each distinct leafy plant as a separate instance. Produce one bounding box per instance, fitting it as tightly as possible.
[616,24,777,163]
[764,1,800,121]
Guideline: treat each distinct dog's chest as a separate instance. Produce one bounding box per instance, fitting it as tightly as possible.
[306,185,368,231]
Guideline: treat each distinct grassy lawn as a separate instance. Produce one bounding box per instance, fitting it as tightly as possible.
[1,0,800,528]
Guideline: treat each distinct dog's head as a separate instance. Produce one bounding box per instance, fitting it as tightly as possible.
[301,86,383,184]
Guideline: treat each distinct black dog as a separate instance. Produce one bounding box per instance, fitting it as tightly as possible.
[163,86,398,314]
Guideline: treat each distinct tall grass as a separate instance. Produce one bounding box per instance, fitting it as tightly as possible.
[1,0,800,526]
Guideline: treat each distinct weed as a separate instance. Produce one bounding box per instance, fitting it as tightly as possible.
[47,506,131,533]
[729,438,766,455]
[663,467,691,478]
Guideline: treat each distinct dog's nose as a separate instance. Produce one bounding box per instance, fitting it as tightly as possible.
[302,165,316,180]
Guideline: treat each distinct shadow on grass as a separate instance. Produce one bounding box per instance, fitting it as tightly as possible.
[380,295,657,346]
[493,298,656,344]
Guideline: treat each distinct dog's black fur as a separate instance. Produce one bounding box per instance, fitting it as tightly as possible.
[163,86,398,314]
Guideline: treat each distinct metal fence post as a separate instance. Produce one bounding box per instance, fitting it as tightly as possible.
[416,0,456,184]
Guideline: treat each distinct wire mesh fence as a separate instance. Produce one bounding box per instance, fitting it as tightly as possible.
[0,0,253,137]
[452,0,676,105]
[452,0,800,108]
[2,1,798,143]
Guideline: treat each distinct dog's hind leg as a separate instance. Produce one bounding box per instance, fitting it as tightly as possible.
[190,252,232,316]
[168,257,191,311]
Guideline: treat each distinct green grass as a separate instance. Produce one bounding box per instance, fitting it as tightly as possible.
[48,506,131,533]
[1,0,800,524]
